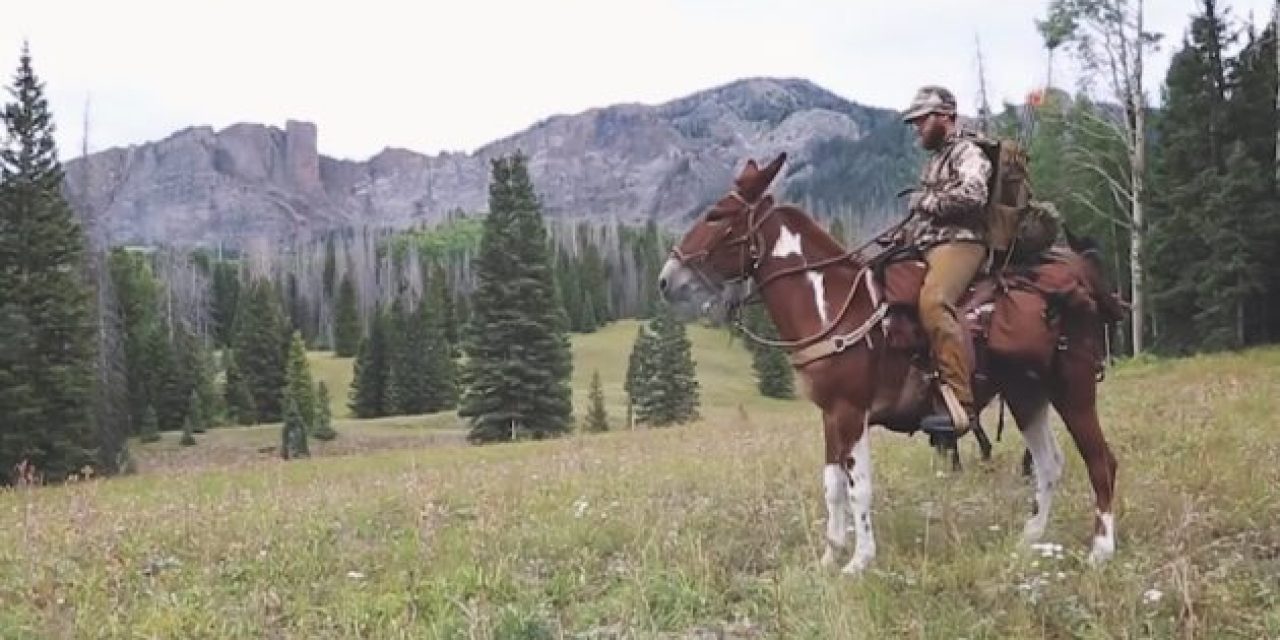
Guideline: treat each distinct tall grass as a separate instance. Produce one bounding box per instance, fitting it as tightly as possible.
[1,321,1277,638]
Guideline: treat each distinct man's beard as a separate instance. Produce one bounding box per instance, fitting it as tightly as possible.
[921,127,946,151]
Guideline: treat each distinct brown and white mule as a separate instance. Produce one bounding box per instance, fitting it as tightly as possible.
[658,153,1121,574]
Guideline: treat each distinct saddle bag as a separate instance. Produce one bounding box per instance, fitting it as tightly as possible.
[988,285,1057,372]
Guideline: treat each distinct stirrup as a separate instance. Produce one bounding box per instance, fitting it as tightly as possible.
[920,385,972,437]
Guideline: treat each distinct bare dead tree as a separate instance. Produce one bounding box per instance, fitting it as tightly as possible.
[974,34,994,137]
[153,246,212,342]
[1042,0,1161,354]
[75,96,130,474]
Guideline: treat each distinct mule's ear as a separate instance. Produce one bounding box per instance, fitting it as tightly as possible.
[735,158,760,191]
[760,152,787,186]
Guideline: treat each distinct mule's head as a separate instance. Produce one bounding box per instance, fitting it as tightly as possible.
[658,152,787,322]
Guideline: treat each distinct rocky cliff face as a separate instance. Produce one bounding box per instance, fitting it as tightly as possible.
[63,77,921,246]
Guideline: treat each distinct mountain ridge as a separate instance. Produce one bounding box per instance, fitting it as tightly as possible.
[63,77,923,246]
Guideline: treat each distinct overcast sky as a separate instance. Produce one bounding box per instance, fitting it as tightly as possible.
[5,0,1276,161]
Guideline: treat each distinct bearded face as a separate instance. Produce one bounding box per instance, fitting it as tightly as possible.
[912,112,951,151]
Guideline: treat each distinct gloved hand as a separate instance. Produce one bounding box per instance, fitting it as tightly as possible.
[875,223,912,247]
[909,188,937,217]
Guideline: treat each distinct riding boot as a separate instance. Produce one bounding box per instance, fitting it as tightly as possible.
[918,242,985,437]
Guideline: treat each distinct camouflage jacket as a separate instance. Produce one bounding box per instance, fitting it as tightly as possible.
[906,132,993,249]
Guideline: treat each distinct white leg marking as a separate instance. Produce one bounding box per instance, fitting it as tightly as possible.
[821,463,848,569]
[1021,401,1062,545]
[842,430,876,575]
[771,224,803,258]
[1089,511,1116,565]
[807,272,829,326]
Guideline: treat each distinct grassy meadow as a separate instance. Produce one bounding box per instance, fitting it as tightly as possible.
[1,320,1278,638]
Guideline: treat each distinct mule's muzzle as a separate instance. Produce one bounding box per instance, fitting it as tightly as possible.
[657,257,697,305]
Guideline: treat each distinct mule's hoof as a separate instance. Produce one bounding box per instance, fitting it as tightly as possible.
[1087,541,1115,566]
[820,547,839,569]
[1021,519,1047,545]
[841,552,874,576]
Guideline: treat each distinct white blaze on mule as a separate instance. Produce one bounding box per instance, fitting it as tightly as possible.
[807,272,829,326]
[771,224,803,258]
[771,224,831,326]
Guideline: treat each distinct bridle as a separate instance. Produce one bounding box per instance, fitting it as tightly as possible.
[668,189,910,364]
[667,189,777,292]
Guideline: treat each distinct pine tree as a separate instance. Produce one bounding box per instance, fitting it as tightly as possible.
[430,262,461,357]
[625,323,657,428]
[349,308,390,418]
[744,306,794,398]
[555,247,583,331]
[385,299,425,414]
[584,370,609,432]
[332,273,360,357]
[158,324,201,432]
[424,270,460,409]
[653,308,700,425]
[146,326,183,431]
[108,249,164,434]
[0,44,98,482]
[313,381,337,441]
[191,343,220,431]
[383,299,410,413]
[279,395,309,459]
[230,279,287,421]
[579,238,611,328]
[136,403,159,443]
[1227,18,1280,341]
[458,153,573,443]
[210,260,240,348]
[223,349,257,425]
[1148,2,1277,352]
[283,330,316,429]
[633,309,700,427]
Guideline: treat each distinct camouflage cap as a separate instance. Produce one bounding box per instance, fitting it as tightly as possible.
[901,85,957,123]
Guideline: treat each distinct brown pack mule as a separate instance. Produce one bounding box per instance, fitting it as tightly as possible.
[658,152,1124,575]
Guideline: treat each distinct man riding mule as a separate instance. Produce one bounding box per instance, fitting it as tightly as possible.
[898,85,991,438]
[657,143,1124,574]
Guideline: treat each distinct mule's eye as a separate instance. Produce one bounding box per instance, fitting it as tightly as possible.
[705,208,729,223]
